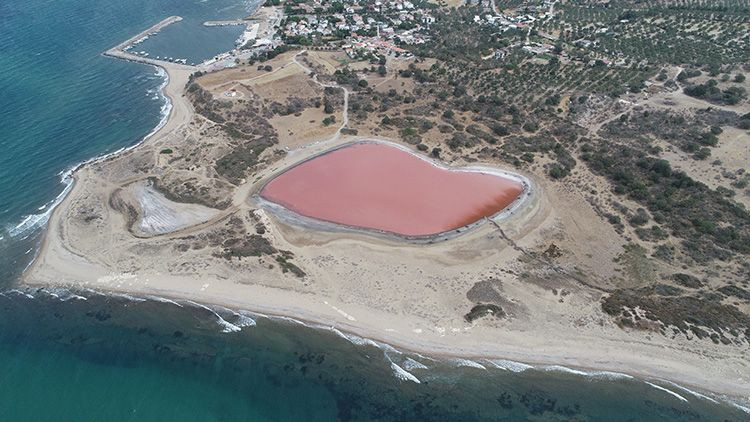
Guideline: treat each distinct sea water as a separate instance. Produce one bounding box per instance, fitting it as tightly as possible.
[0,0,748,420]
[0,289,747,421]
[0,0,247,279]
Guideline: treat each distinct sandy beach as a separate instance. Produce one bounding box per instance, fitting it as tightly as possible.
[20,21,750,407]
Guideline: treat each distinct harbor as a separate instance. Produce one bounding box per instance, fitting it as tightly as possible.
[103,16,196,69]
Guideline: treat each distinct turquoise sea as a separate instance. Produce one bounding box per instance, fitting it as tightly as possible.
[0,0,748,420]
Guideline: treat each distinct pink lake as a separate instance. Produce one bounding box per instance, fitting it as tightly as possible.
[260,143,525,237]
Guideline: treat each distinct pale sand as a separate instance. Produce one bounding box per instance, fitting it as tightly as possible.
[22,51,750,405]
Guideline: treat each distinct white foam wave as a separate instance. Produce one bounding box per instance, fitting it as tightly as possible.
[236,312,256,327]
[217,317,241,333]
[662,381,718,404]
[42,288,88,301]
[6,178,74,240]
[328,327,401,354]
[587,370,633,380]
[371,341,402,355]
[414,353,437,362]
[728,400,750,414]
[185,300,241,333]
[248,311,269,319]
[271,315,309,326]
[390,362,420,383]
[4,289,35,299]
[211,306,256,328]
[645,381,689,402]
[541,365,590,376]
[330,327,376,346]
[402,357,429,371]
[146,295,183,307]
[110,293,147,302]
[7,65,171,242]
[81,288,106,297]
[486,359,533,372]
[536,364,634,380]
[183,300,213,312]
[198,311,402,355]
[451,358,487,370]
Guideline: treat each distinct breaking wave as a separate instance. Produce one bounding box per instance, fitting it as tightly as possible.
[235,312,257,327]
[402,357,429,371]
[728,401,750,415]
[185,300,242,333]
[389,360,420,384]
[663,380,718,404]
[328,327,401,355]
[145,295,183,307]
[485,359,534,372]
[645,381,689,403]
[451,358,487,370]
[41,287,88,301]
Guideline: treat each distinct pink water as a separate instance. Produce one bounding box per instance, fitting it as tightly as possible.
[261,143,524,236]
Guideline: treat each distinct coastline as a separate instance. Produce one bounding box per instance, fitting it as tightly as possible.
[18,14,750,412]
[27,64,190,243]
[17,5,273,263]
[22,172,750,407]
[5,286,749,419]
[22,159,750,410]
[17,278,750,411]
[19,18,196,282]
[6,17,187,241]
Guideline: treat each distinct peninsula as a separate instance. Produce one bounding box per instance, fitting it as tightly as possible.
[24,0,750,406]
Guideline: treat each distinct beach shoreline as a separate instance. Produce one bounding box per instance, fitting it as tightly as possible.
[19,14,750,411]
[21,166,750,405]
[21,18,196,286]
[19,276,750,409]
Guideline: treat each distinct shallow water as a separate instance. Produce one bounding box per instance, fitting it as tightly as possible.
[261,143,525,236]
[0,289,747,421]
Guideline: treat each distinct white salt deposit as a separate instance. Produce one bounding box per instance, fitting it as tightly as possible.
[133,181,218,235]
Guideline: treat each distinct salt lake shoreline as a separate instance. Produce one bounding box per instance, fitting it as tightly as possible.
[19,15,750,413]
[252,138,534,243]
